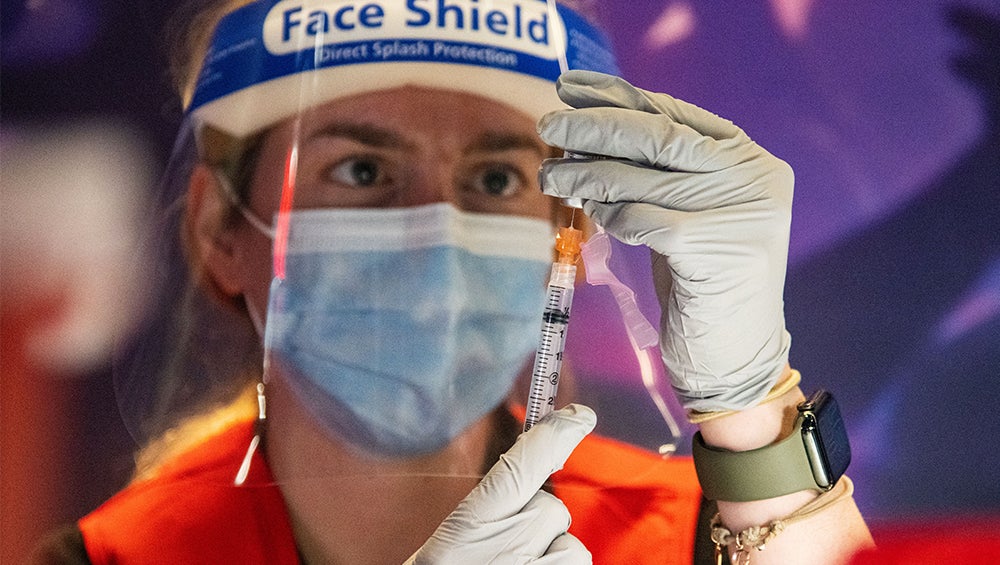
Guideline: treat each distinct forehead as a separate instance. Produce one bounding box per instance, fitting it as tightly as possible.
[280,86,545,146]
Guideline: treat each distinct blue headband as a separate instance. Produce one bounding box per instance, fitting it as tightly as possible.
[189,0,618,136]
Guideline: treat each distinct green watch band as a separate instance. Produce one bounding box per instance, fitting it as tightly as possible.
[691,415,817,502]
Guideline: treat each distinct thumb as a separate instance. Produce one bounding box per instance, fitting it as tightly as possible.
[467,404,596,523]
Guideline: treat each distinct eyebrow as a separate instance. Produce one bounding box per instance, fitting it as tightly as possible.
[306,122,415,150]
[468,132,547,156]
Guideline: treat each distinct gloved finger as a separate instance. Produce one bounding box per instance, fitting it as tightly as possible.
[584,199,788,281]
[535,533,592,564]
[510,490,574,559]
[538,107,757,173]
[555,70,746,141]
[466,404,596,524]
[541,158,782,213]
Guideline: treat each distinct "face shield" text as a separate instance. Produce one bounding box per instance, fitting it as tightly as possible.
[266,0,552,56]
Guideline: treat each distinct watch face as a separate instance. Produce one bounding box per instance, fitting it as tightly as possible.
[800,390,852,489]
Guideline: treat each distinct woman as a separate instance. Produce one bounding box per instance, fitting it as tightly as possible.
[35,0,873,563]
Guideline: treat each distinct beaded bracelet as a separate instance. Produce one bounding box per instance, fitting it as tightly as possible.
[709,475,854,564]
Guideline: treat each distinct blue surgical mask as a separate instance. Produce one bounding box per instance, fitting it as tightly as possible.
[259,204,552,456]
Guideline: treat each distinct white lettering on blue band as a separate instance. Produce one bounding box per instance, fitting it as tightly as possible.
[189,0,617,117]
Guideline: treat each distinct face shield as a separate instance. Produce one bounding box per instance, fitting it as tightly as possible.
[119,0,686,503]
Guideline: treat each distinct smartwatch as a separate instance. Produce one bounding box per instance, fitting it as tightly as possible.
[691,389,851,502]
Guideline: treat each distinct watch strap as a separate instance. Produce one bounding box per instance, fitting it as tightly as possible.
[691,417,818,502]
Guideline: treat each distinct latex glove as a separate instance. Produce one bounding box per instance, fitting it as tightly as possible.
[404,404,596,565]
[538,70,793,413]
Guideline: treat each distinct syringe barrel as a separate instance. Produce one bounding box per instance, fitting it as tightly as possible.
[548,262,576,289]
[523,263,578,432]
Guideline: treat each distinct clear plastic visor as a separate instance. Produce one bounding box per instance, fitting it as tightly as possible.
[115,1,688,522]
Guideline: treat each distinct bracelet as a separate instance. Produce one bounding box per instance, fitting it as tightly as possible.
[709,475,854,565]
[688,369,802,424]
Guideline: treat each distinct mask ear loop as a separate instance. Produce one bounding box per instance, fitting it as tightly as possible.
[211,169,276,239]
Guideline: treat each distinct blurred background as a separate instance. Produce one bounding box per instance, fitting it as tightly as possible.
[2,0,998,562]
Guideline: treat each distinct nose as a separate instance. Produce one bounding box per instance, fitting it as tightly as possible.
[389,157,461,209]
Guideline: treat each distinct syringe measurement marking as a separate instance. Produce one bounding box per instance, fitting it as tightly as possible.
[524,285,573,431]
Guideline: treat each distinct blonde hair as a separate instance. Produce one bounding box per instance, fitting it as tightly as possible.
[133,382,258,482]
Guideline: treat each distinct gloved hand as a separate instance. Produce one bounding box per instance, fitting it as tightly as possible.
[538,70,793,413]
[404,404,596,565]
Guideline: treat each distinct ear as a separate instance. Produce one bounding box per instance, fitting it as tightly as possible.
[183,164,245,302]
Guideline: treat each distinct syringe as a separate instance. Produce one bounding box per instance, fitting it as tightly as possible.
[523,225,583,432]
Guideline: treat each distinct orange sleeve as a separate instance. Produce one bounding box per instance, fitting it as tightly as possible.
[79,421,300,565]
[555,433,703,565]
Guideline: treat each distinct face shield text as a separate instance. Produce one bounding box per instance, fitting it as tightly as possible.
[266,0,552,56]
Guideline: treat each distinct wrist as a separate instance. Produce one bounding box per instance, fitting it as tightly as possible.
[698,368,803,452]
[695,378,861,534]
[699,382,816,531]
[687,365,800,426]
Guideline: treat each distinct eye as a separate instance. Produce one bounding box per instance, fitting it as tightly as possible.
[470,165,525,197]
[326,157,386,188]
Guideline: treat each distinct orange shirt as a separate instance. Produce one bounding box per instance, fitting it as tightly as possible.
[80,419,702,564]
